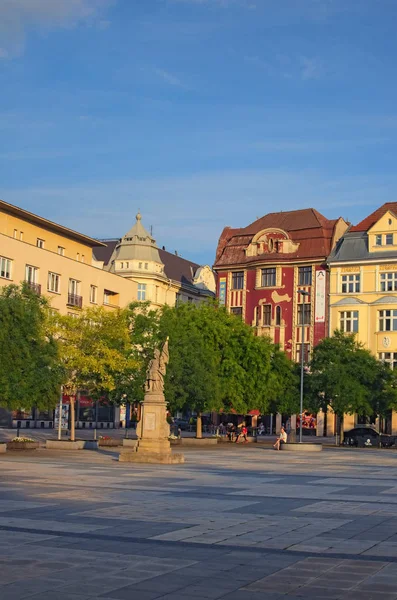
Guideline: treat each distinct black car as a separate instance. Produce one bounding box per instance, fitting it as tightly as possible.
[343,427,396,448]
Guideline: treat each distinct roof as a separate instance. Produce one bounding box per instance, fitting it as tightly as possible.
[0,198,106,248]
[328,231,397,264]
[214,208,343,268]
[350,202,397,232]
[93,239,118,264]
[158,248,199,286]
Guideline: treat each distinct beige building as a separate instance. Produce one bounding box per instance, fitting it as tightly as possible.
[0,199,138,314]
[93,212,216,307]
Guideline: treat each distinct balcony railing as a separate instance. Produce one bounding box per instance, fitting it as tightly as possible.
[26,282,41,295]
[67,293,83,308]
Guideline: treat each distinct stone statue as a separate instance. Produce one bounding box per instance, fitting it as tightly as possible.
[145,338,169,393]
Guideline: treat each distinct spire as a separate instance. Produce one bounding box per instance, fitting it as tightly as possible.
[136,211,141,222]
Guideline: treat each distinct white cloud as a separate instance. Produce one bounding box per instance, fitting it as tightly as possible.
[0,0,113,58]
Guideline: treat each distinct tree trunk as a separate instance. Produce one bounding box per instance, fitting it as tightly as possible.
[70,396,76,442]
[339,414,344,445]
[196,413,202,439]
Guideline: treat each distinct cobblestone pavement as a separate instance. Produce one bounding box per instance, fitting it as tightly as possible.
[2,446,397,599]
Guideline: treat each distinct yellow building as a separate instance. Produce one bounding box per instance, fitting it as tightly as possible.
[328,202,397,435]
[0,198,138,315]
[94,212,216,307]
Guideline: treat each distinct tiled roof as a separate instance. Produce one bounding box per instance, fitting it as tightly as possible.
[93,240,118,265]
[214,208,343,268]
[350,202,397,232]
[158,248,200,286]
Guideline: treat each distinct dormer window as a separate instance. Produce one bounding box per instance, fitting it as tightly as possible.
[386,234,393,246]
[376,235,382,246]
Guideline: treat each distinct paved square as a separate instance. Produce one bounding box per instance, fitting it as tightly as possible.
[2,445,397,598]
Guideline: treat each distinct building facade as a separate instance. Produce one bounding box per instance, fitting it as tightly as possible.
[328,202,397,435]
[93,212,216,307]
[214,208,348,362]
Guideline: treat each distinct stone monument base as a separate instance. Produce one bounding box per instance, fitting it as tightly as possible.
[119,449,185,464]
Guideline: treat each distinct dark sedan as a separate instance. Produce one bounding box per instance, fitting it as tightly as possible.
[343,427,396,448]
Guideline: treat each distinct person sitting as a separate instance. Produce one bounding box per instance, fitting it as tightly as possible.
[236,425,248,444]
[258,422,265,436]
[273,426,287,450]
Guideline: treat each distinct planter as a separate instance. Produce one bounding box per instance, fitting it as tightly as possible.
[0,443,6,453]
[46,440,84,450]
[180,437,218,446]
[7,441,39,450]
[281,443,323,452]
[98,438,122,447]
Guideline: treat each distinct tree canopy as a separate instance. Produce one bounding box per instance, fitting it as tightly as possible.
[0,283,63,411]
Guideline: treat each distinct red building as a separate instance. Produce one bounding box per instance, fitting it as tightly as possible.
[214,209,348,362]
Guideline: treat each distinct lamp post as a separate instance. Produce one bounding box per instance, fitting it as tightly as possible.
[297,289,310,443]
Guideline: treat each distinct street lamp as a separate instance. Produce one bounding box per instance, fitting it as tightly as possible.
[297,289,310,443]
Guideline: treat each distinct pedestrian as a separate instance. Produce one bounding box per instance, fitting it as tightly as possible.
[236,424,248,443]
[273,426,287,451]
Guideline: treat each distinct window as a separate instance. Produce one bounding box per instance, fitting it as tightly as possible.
[376,235,382,246]
[120,262,124,269]
[231,271,244,289]
[0,256,12,279]
[58,246,65,256]
[90,285,97,304]
[103,290,118,306]
[275,306,281,326]
[230,307,243,317]
[13,229,17,239]
[261,268,276,287]
[188,297,193,303]
[69,279,79,295]
[126,262,129,269]
[81,255,85,263]
[36,238,45,249]
[379,309,397,332]
[139,262,142,269]
[341,273,360,293]
[25,265,38,283]
[47,272,60,293]
[145,263,148,270]
[386,234,394,246]
[296,344,310,363]
[339,310,359,333]
[263,304,271,326]
[297,303,311,325]
[380,272,397,292]
[379,352,397,370]
[298,266,312,286]
[76,253,80,261]
[138,283,146,301]
[255,307,260,326]
[19,232,23,241]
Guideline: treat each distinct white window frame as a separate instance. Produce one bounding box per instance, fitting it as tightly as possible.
[0,256,12,280]
[380,272,397,292]
[47,272,60,293]
[379,309,397,332]
[137,283,146,301]
[58,246,65,256]
[339,310,359,333]
[379,352,397,370]
[386,233,394,246]
[25,265,38,284]
[36,238,45,249]
[341,274,360,293]
[375,234,382,246]
[90,285,98,304]
[68,278,80,296]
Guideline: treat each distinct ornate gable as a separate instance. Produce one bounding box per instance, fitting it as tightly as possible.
[245,228,300,258]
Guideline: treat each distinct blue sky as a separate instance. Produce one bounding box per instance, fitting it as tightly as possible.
[1,0,397,265]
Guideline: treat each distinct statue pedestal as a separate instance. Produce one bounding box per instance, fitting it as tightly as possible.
[119,392,184,464]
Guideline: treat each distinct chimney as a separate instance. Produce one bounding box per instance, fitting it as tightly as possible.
[175,250,178,256]
[162,245,165,250]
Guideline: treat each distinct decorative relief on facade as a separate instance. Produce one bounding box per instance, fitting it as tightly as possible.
[271,290,291,303]
[245,228,300,257]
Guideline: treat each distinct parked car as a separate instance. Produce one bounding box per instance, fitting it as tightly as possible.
[173,418,189,431]
[343,427,396,448]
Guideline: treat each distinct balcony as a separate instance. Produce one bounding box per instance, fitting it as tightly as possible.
[26,282,41,295]
[67,293,83,309]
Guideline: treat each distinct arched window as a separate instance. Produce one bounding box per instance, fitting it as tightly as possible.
[275,306,281,326]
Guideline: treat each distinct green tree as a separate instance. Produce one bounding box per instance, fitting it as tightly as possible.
[0,283,63,412]
[53,306,137,441]
[157,301,290,437]
[309,330,387,441]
